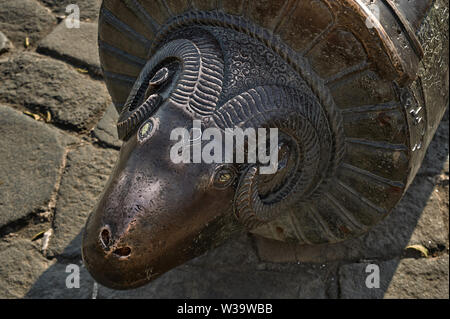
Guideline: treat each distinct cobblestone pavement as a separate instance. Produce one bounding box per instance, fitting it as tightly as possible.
[0,0,448,299]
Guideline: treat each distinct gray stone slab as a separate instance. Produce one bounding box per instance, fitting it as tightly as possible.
[0,105,74,228]
[0,238,55,298]
[384,255,449,299]
[40,0,102,21]
[339,255,449,299]
[47,144,118,258]
[0,52,111,131]
[92,104,122,148]
[0,31,13,54]
[0,0,56,48]
[37,21,101,76]
[256,108,449,263]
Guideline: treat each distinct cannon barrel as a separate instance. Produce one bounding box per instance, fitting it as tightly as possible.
[82,0,449,289]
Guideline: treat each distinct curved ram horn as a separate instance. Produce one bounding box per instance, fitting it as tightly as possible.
[213,85,335,228]
[117,34,224,140]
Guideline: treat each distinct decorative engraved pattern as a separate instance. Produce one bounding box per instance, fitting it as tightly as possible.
[207,27,306,102]
[150,11,346,196]
[213,85,332,228]
[399,86,426,153]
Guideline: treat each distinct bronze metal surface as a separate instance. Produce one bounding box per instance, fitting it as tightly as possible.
[83,0,449,289]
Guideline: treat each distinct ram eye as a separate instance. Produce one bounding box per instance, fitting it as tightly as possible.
[138,120,155,142]
[212,166,236,189]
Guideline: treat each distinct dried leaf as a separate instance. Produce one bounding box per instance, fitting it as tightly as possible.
[405,245,429,258]
[45,110,51,122]
[24,37,30,48]
[23,110,42,121]
[76,68,89,73]
[31,230,46,241]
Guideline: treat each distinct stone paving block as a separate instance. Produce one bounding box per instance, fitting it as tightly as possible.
[0,52,110,131]
[37,21,101,76]
[0,238,55,298]
[93,104,122,148]
[255,109,449,263]
[39,0,102,21]
[0,0,56,48]
[47,144,118,258]
[0,105,75,228]
[339,255,449,299]
[384,255,449,299]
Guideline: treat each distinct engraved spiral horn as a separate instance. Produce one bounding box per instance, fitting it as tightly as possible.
[117,33,224,140]
[213,85,337,229]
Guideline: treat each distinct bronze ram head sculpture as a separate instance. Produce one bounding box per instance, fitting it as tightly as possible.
[82,0,449,289]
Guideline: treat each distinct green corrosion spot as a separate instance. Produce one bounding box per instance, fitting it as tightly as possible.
[219,173,231,183]
[139,121,153,138]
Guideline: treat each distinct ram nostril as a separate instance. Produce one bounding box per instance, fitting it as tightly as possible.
[100,228,111,248]
[113,247,132,258]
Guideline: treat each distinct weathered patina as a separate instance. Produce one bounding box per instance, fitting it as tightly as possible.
[82,0,449,289]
